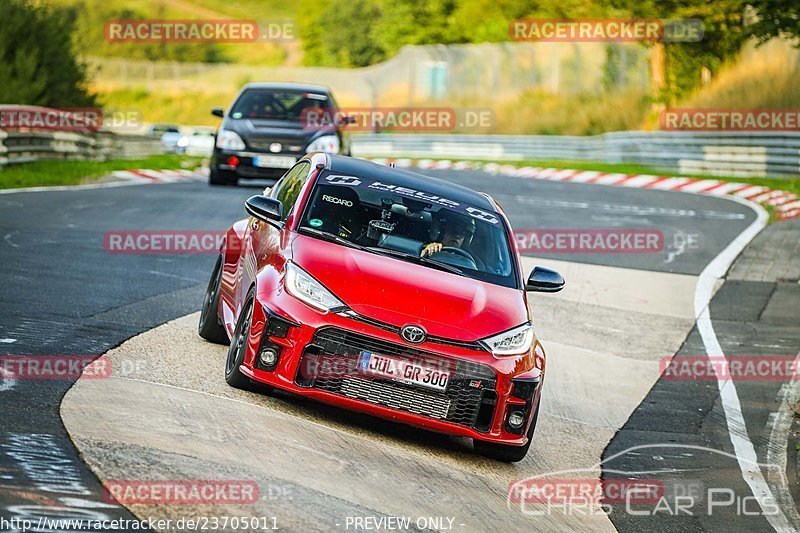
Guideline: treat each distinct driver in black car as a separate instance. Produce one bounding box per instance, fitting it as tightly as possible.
[421,212,475,258]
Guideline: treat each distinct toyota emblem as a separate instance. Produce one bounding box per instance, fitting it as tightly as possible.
[269,142,282,153]
[400,325,426,344]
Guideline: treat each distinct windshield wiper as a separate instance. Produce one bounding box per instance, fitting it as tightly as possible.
[365,247,463,275]
[298,226,368,251]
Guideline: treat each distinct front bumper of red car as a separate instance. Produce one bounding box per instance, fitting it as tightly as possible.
[234,291,545,446]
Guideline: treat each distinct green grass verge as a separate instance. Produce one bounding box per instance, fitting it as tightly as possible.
[0,155,205,190]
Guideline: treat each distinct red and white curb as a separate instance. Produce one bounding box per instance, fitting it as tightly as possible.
[111,169,206,184]
[364,158,800,221]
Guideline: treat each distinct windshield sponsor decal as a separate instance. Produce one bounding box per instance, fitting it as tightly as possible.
[465,206,500,225]
[322,194,353,207]
[323,175,362,186]
[321,173,500,225]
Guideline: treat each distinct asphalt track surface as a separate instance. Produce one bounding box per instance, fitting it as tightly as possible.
[0,168,787,532]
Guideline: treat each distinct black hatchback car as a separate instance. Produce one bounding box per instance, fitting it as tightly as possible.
[209,82,351,186]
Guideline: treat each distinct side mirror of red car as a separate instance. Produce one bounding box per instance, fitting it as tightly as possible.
[525,266,564,293]
[245,195,282,224]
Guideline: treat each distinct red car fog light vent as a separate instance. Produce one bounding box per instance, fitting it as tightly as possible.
[256,339,282,371]
[510,377,539,401]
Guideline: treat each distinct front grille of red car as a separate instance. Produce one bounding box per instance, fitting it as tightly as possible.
[295,327,498,432]
[335,309,487,351]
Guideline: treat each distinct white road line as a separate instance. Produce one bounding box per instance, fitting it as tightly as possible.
[766,355,800,530]
[3,233,19,248]
[0,338,17,343]
[694,196,793,532]
[0,367,16,392]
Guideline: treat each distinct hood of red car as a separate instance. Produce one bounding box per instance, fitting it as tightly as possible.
[291,234,528,342]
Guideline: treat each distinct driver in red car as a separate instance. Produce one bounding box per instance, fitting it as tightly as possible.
[421,212,476,257]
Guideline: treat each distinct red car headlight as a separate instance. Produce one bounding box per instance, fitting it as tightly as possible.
[479,323,535,356]
[285,261,345,312]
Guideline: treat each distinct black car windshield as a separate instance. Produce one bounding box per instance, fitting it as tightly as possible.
[298,172,519,289]
[230,89,331,121]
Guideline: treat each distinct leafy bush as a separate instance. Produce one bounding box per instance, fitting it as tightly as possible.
[0,0,95,106]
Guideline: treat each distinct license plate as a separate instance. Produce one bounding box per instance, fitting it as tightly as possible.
[359,351,450,392]
[252,155,296,169]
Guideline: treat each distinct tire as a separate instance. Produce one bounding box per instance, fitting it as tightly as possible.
[209,167,237,186]
[473,401,540,463]
[198,255,229,344]
[224,289,256,390]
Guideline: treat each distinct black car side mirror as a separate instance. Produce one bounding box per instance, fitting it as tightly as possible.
[211,107,224,118]
[245,195,282,223]
[525,266,565,293]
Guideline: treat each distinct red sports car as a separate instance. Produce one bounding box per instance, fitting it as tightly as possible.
[198,152,564,461]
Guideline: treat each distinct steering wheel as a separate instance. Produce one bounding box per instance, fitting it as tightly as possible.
[440,246,474,262]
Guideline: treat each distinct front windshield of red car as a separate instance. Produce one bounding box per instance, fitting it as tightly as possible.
[297,171,519,289]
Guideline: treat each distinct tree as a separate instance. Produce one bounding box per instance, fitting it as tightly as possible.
[608,0,750,103]
[299,0,386,67]
[0,0,95,106]
[70,1,226,64]
[746,0,800,45]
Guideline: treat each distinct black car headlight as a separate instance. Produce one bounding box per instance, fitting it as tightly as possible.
[216,129,245,151]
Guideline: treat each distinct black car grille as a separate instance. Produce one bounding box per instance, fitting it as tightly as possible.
[247,138,304,153]
[295,327,498,432]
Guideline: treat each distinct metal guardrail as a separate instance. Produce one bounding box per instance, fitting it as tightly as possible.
[3,109,797,180]
[0,129,165,169]
[351,132,800,178]
[0,106,165,169]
